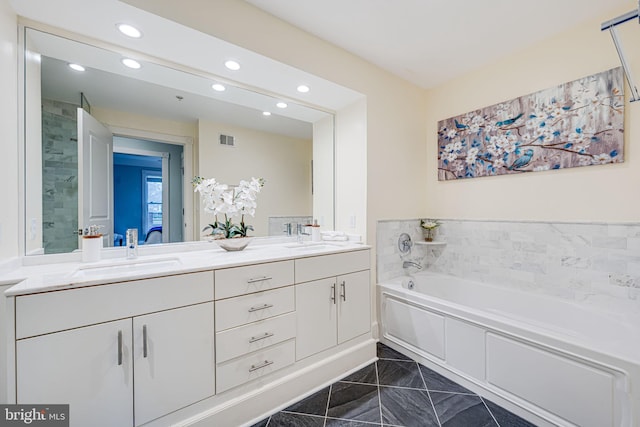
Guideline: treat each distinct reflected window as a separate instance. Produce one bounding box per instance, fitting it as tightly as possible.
[143,171,162,235]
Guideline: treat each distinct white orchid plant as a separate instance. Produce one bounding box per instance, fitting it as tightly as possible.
[193,176,265,239]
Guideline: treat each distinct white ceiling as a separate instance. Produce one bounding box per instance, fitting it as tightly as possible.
[246,0,635,88]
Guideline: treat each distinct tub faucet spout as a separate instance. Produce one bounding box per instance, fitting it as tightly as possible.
[403,261,422,270]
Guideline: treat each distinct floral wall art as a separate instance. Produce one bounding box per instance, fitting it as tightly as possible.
[437,67,624,180]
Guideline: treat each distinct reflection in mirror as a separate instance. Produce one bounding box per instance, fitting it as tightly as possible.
[23,27,335,255]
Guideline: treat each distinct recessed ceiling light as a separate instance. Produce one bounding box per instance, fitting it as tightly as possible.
[262,111,271,116]
[68,63,85,72]
[121,58,141,69]
[276,102,288,109]
[116,23,142,39]
[211,83,226,92]
[224,60,240,71]
[297,85,310,93]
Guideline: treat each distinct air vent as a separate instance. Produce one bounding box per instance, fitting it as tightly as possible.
[219,134,235,147]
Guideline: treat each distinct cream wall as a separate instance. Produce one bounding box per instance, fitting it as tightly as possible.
[91,107,198,140]
[0,0,18,259]
[197,120,312,238]
[335,98,367,237]
[425,5,640,222]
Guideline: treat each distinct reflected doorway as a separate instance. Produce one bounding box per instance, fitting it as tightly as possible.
[113,137,184,246]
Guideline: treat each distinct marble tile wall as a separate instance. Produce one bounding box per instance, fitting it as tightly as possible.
[42,99,79,254]
[268,216,313,236]
[377,218,640,302]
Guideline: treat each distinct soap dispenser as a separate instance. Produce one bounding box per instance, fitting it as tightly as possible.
[311,219,321,242]
[126,228,138,259]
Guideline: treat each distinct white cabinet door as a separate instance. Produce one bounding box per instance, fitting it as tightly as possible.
[133,302,215,426]
[337,270,371,344]
[17,319,133,427]
[295,277,337,360]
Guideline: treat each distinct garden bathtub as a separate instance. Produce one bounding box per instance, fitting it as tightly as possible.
[378,271,640,427]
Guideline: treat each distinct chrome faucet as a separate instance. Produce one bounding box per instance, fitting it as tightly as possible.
[296,223,310,243]
[283,223,292,236]
[126,228,138,259]
[402,261,422,270]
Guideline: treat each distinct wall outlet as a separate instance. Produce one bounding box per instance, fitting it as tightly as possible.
[349,215,356,229]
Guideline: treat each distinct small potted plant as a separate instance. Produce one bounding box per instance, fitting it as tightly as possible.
[193,176,265,251]
[420,219,440,242]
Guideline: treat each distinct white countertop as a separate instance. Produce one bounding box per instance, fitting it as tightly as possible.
[2,240,370,297]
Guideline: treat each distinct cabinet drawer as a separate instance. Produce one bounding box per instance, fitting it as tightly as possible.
[215,260,294,300]
[16,271,214,339]
[215,286,294,332]
[216,339,295,393]
[216,312,296,363]
[295,250,370,283]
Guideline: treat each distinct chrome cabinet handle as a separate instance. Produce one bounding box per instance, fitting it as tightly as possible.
[117,330,123,366]
[248,303,273,313]
[331,283,336,304]
[247,276,273,284]
[340,281,346,301]
[143,325,148,358]
[249,332,274,343]
[249,360,274,372]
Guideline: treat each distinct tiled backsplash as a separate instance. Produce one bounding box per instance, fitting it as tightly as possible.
[377,219,640,302]
[268,216,313,237]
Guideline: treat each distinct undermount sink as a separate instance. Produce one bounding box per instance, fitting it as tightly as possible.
[69,257,182,280]
[285,242,340,251]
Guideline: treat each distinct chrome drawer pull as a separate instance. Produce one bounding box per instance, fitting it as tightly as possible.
[247,276,273,284]
[330,283,336,304]
[248,303,274,313]
[340,281,346,302]
[249,360,274,372]
[143,325,148,358]
[249,332,274,343]
[117,330,123,366]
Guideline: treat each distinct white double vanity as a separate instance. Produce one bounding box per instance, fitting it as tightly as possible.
[1,242,374,427]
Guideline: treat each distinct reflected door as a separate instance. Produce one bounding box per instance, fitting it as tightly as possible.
[78,108,114,247]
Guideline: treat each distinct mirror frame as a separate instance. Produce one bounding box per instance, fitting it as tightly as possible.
[18,21,337,257]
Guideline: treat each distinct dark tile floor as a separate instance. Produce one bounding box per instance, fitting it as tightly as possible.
[250,343,537,427]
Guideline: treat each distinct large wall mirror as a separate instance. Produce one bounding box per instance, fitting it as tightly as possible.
[23,27,335,255]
